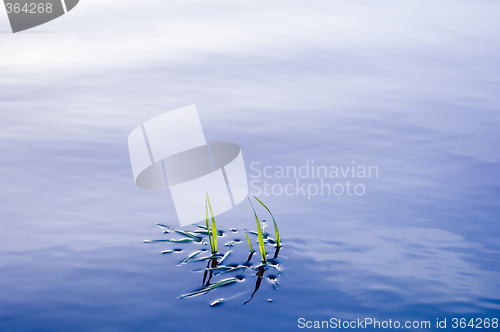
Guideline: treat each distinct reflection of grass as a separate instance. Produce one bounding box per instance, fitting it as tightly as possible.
[244,266,265,305]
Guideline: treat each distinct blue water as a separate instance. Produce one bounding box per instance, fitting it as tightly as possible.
[1,1,500,331]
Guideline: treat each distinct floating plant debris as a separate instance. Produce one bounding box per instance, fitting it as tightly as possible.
[178,277,241,299]
[195,225,224,236]
[174,230,203,242]
[146,197,283,305]
[194,265,247,276]
[144,238,196,243]
[189,254,223,262]
[268,275,279,290]
[211,299,224,307]
[156,223,172,233]
[178,250,206,265]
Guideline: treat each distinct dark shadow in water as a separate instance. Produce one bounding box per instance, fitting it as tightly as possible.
[245,252,255,263]
[202,256,219,287]
[243,266,266,305]
[273,246,281,259]
[242,245,281,304]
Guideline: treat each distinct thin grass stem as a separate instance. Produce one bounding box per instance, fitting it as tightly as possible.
[254,196,280,248]
[248,198,267,264]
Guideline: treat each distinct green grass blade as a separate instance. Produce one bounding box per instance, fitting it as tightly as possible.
[245,232,254,253]
[206,193,218,253]
[256,221,267,263]
[273,220,280,247]
[205,201,214,253]
[248,198,267,263]
[212,217,218,253]
[254,196,280,247]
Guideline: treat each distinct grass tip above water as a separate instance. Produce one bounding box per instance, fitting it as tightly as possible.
[248,197,267,264]
[254,196,280,248]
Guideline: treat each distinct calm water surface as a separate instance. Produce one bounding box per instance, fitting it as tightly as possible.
[1,1,500,331]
